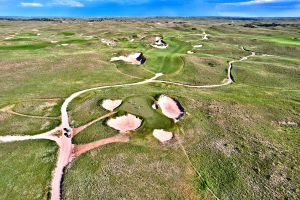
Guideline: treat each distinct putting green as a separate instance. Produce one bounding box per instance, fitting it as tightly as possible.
[118,95,173,131]
[143,37,192,74]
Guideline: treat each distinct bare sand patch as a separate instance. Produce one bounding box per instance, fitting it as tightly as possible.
[193,44,203,48]
[111,52,146,65]
[157,95,184,122]
[101,38,116,46]
[151,36,168,49]
[61,43,69,46]
[102,99,122,111]
[107,114,142,133]
[187,51,194,54]
[153,129,173,143]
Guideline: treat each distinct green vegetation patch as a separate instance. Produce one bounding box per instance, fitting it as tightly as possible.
[118,95,173,132]
[0,43,50,50]
[57,32,76,36]
[144,37,192,74]
[0,140,57,200]
[263,36,300,46]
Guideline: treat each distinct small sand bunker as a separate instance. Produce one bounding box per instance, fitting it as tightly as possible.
[187,51,194,54]
[107,114,142,133]
[111,52,146,65]
[101,38,117,46]
[153,129,173,143]
[61,43,69,46]
[4,36,14,40]
[102,99,122,111]
[51,41,58,44]
[193,44,203,48]
[157,95,184,122]
[151,36,168,49]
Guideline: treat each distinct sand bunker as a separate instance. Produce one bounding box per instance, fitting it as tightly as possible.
[51,41,58,43]
[153,129,173,143]
[101,38,116,46]
[187,51,194,54]
[193,44,203,48]
[151,36,168,49]
[157,95,184,122]
[107,114,142,133]
[102,99,122,111]
[61,43,69,46]
[111,52,146,65]
[4,36,14,40]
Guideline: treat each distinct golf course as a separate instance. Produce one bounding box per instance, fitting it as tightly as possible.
[0,18,299,200]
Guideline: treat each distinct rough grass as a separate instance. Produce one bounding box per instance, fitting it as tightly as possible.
[0,140,57,200]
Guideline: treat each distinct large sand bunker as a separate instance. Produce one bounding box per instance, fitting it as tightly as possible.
[111,52,146,65]
[107,114,142,133]
[153,129,173,143]
[102,99,122,111]
[157,95,184,122]
[151,36,168,49]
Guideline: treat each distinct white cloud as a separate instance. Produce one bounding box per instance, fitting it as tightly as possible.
[20,2,43,7]
[223,0,300,6]
[51,0,84,7]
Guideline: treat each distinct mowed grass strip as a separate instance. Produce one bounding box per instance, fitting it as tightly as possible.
[144,37,192,74]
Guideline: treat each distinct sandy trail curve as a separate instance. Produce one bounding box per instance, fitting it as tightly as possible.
[0,126,61,143]
[72,133,129,158]
[0,105,59,120]
[73,112,115,135]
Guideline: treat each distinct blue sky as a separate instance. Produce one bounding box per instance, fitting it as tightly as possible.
[0,0,299,17]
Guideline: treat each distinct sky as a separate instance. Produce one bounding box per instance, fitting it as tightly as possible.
[0,0,300,17]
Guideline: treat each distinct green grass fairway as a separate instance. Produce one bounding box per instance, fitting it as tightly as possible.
[264,36,300,46]
[144,37,192,74]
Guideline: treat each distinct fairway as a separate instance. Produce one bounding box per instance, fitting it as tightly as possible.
[144,37,192,74]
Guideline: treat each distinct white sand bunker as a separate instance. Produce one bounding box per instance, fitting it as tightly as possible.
[187,51,194,54]
[102,99,122,111]
[157,95,184,122]
[101,39,116,46]
[111,52,146,65]
[107,114,142,133]
[51,41,58,44]
[4,36,14,40]
[193,44,203,48]
[61,43,69,46]
[151,36,168,49]
[153,129,173,143]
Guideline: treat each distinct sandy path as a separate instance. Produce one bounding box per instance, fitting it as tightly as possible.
[0,126,61,143]
[72,133,129,158]
[73,112,115,135]
[0,105,59,120]
[6,110,60,120]
[50,73,163,200]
